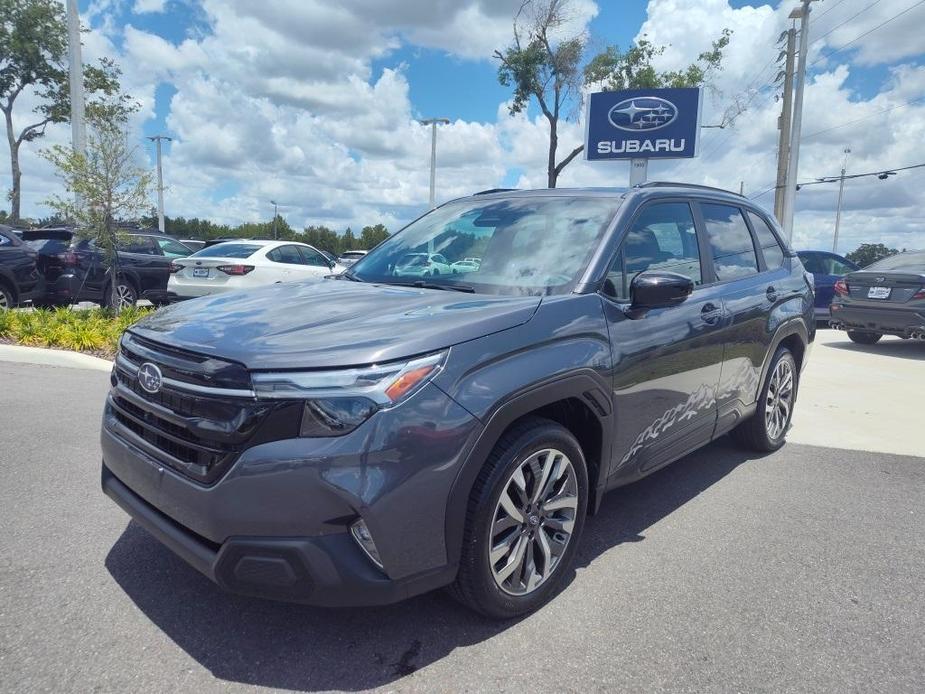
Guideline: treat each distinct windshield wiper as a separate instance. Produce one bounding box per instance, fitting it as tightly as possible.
[390,280,475,293]
[338,271,363,282]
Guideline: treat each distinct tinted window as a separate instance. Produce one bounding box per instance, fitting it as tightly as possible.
[747,211,784,269]
[192,243,262,259]
[604,202,702,301]
[268,245,304,264]
[299,247,330,267]
[156,237,192,258]
[825,256,856,275]
[702,204,758,280]
[865,251,925,272]
[0,232,11,247]
[121,235,159,255]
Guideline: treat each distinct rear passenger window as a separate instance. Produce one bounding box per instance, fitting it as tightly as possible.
[701,204,759,280]
[604,202,702,301]
[747,211,784,269]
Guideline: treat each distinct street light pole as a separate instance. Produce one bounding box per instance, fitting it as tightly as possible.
[780,0,817,241]
[66,0,86,209]
[271,200,278,240]
[419,118,449,209]
[147,135,172,232]
[833,147,850,253]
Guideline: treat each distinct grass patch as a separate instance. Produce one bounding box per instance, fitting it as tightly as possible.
[0,306,152,358]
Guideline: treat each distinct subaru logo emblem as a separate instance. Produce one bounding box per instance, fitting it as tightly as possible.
[608,96,678,132]
[138,362,163,394]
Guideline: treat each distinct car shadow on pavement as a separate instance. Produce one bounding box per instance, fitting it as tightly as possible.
[822,337,925,361]
[105,436,764,692]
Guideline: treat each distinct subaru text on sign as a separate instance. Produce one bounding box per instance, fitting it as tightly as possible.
[585,88,702,161]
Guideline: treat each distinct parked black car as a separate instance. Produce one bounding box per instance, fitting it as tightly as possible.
[101,184,814,618]
[0,225,44,309]
[23,228,194,308]
[830,250,925,343]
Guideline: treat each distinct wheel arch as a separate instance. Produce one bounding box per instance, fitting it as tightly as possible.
[444,370,613,571]
[0,271,18,305]
[760,319,808,389]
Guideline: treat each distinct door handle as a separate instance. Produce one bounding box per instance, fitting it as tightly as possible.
[700,302,722,324]
[766,286,778,302]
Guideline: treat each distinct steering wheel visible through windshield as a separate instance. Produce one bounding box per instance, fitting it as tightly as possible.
[347,196,622,295]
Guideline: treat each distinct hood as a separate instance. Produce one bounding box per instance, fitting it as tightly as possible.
[130,279,541,369]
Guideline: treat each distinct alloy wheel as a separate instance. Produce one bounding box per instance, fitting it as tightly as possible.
[0,289,9,310]
[114,284,135,309]
[764,358,794,440]
[489,448,579,596]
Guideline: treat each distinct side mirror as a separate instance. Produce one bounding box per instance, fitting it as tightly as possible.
[630,271,694,309]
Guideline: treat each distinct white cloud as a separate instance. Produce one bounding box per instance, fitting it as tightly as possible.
[133,0,166,14]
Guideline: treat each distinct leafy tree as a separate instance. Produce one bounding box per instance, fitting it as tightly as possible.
[360,223,390,250]
[495,0,729,187]
[41,98,152,311]
[1,0,134,222]
[845,243,899,268]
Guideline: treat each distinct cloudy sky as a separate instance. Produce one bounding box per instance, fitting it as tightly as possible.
[4,0,925,253]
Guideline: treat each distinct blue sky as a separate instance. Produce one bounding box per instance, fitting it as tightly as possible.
[8,0,925,251]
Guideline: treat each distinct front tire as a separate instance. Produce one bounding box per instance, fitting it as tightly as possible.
[103,280,138,310]
[730,346,797,452]
[847,330,881,345]
[0,283,14,310]
[450,417,588,619]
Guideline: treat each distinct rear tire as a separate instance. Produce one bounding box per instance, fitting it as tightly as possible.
[847,330,881,345]
[730,346,797,453]
[0,282,14,310]
[103,280,138,310]
[449,417,588,619]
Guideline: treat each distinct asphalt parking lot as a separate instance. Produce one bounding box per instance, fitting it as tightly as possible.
[1,332,924,693]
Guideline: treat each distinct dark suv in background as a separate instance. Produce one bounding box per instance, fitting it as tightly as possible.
[0,225,44,309]
[23,228,193,307]
[101,183,814,618]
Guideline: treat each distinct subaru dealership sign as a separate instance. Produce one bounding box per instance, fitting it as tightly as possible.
[585,88,702,161]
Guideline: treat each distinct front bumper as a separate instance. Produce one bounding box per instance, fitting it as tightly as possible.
[100,381,482,606]
[830,302,925,336]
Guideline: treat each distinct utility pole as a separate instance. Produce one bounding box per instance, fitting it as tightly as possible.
[419,118,449,209]
[66,0,86,206]
[271,200,279,240]
[780,0,816,241]
[774,24,797,222]
[832,147,850,253]
[147,135,172,232]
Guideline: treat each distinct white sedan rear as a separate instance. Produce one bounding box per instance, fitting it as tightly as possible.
[168,240,345,300]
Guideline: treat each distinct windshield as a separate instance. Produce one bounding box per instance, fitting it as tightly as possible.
[191,243,263,259]
[865,251,925,272]
[348,196,621,295]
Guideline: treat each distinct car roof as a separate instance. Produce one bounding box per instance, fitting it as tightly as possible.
[459,182,749,207]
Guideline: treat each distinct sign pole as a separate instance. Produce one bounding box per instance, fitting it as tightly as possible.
[629,159,648,187]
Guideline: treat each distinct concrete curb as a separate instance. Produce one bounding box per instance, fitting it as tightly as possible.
[0,344,113,372]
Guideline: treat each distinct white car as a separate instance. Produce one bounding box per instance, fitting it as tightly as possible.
[168,240,345,300]
[393,252,452,277]
[451,257,481,273]
[337,250,367,267]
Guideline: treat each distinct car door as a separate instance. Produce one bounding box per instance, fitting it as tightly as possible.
[0,229,41,299]
[296,246,334,279]
[818,253,858,312]
[119,234,168,296]
[602,200,725,481]
[265,244,304,281]
[695,202,774,431]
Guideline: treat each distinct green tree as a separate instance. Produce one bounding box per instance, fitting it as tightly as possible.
[2,0,134,221]
[360,223,389,249]
[845,243,899,268]
[495,0,729,187]
[41,98,152,311]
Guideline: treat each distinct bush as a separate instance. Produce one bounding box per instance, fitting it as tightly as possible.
[0,305,152,357]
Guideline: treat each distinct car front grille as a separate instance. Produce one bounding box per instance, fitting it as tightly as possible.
[107,332,301,484]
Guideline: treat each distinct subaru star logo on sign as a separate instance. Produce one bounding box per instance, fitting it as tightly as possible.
[585,87,702,161]
[138,362,163,394]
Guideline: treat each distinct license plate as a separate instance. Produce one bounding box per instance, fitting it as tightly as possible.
[867,286,890,299]
[192,267,210,278]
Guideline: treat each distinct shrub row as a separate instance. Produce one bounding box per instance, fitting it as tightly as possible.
[0,306,152,357]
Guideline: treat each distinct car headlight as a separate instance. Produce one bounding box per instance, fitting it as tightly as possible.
[251,352,446,437]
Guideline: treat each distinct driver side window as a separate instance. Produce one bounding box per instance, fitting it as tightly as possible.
[604,202,702,301]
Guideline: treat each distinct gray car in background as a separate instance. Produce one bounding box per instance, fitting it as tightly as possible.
[100,184,814,618]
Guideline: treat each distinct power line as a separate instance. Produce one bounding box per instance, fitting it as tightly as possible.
[811,0,883,44]
[813,0,851,21]
[749,161,925,199]
[810,0,925,66]
[801,96,925,140]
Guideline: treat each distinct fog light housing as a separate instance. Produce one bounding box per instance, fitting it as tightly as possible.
[350,519,384,570]
[299,397,377,437]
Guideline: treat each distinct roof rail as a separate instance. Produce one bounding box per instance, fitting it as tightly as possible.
[473,187,517,196]
[635,181,743,197]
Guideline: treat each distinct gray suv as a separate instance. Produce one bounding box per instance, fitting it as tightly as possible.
[101,184,814,618]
